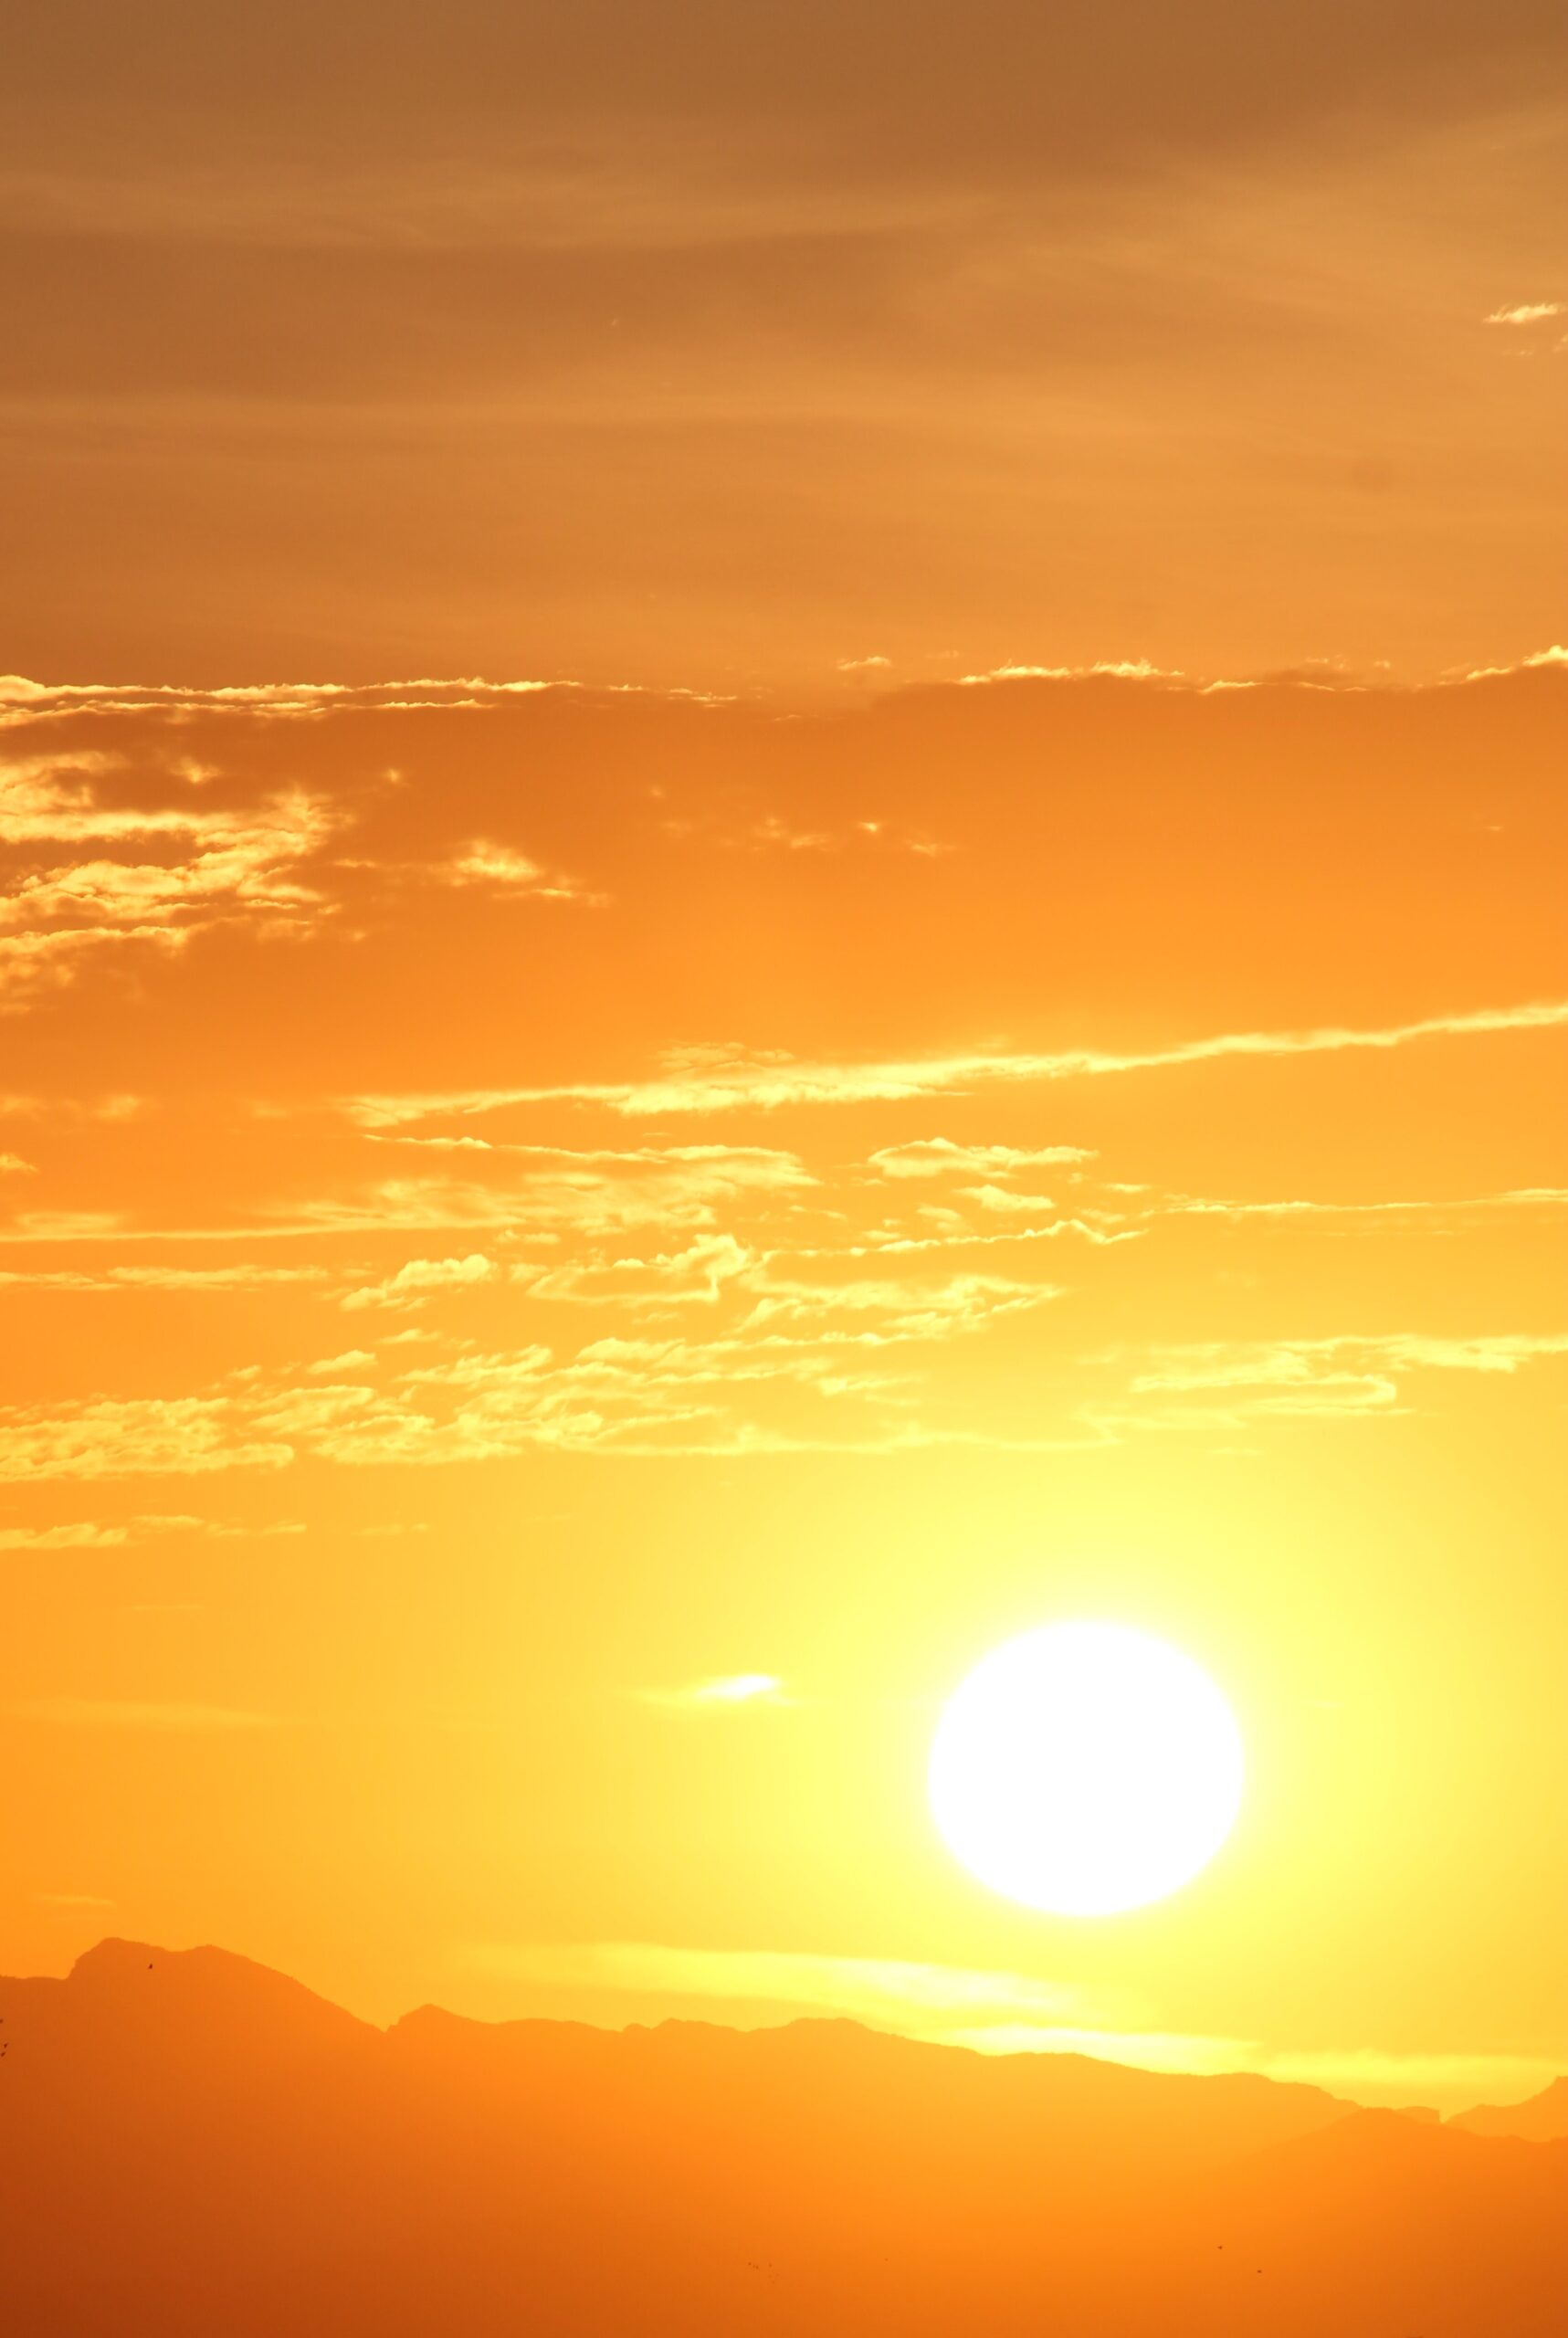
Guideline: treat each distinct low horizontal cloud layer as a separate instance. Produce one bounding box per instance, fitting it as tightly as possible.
[464,1940,1088,2031]
[460,1939,1563,2107]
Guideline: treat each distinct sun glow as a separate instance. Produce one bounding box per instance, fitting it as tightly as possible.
[929,1622,1245,1917]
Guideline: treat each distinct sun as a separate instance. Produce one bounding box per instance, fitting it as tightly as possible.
[928,1621,1245,1917]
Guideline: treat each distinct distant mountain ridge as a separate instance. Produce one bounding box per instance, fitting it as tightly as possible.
[0,1940,1563,2335]
[1451,2074,1568,2141]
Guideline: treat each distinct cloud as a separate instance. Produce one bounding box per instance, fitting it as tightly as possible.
[870,1139,1093,1178]
[947,2025,1266,2074]
[0,678,567,730]
[4,656,1560,749]
[442,839,603,903]
[527,1230,756,1306]
[458,1942,1564,2105]
[1111,1330,1568,1425]
[935,2031,1568,2107]
[0,1520,131,1549]
[463,1941,1087,2033]
[347,996,1568,1124]
[0,797,332,926]
[0,1091,142,1123]
[1130,1330,1568,1390]
[0,1512,302,1547]
[0,922,195,1006]
[961,1184,1064,1215]
[744,813,950,858]
[854,1216,1135,1254]
[1257,2047,1566,2103]
[0,1396,292,1480]
[341,1252,500,1310]
[0,754,339,1000]
[130,1513,307,1540]
[640,1673,791,1710]
[1485,302,1564,325]
[264,1257,1054,1461]
[290,1150,814,1247]
[738,1267,1058,1343]
[959,658,1174,686]
[1463,643,1568,679]
[7,1306,1558,1482]
[1139,1185,1568,1229]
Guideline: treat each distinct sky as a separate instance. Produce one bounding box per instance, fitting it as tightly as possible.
[3,2,1566,687]
[2,4,1566,2114]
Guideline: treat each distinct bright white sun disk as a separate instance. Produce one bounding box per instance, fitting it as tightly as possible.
[929,1621,1244,1916]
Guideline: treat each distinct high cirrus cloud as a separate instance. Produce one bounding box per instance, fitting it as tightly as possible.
[347,997,1568,1125]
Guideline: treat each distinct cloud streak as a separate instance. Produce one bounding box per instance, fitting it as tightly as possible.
[460,1941,1565,2104]
[464,1941,1087,2030]
[639,1673,792,1710]
[348,997,1568,1126]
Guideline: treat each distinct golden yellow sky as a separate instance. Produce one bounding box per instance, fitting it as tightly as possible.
[3,5,1566,2115]
[3,666,1564,2109]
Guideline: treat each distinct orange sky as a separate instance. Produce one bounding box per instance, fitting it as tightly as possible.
[4,3,1567,686]
[3,5,1566,2114]
[3,668,1565,2107]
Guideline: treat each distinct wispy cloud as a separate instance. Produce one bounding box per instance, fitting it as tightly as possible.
[1138,1185,1568,1229]
[958,658,1174,686]
[1105,1329,1568,1427]
[294,1149,814,1244]
[463,1941,1087,2031]
[9,1274,1564,1481]
[347,997,1568,1126]
[0,922,194,1006]
[0,1520,131,1549]
[441,840,604,904]
[0,677,566,730]
[0,1513,303,1547]
[0,1396,292,1481]
[1258,2047,1565,2103]
[459,1942,1565,2105]
[869,1140,1094,1179]
[0,753,339,1000]
[340,1252,500,1311]
[640,1673,791,1710]
[1129,1329,1568,1393]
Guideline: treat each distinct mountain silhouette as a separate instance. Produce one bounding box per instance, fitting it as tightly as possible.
[1,1940,1562,2334]
[1450,2076,1568,2142]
